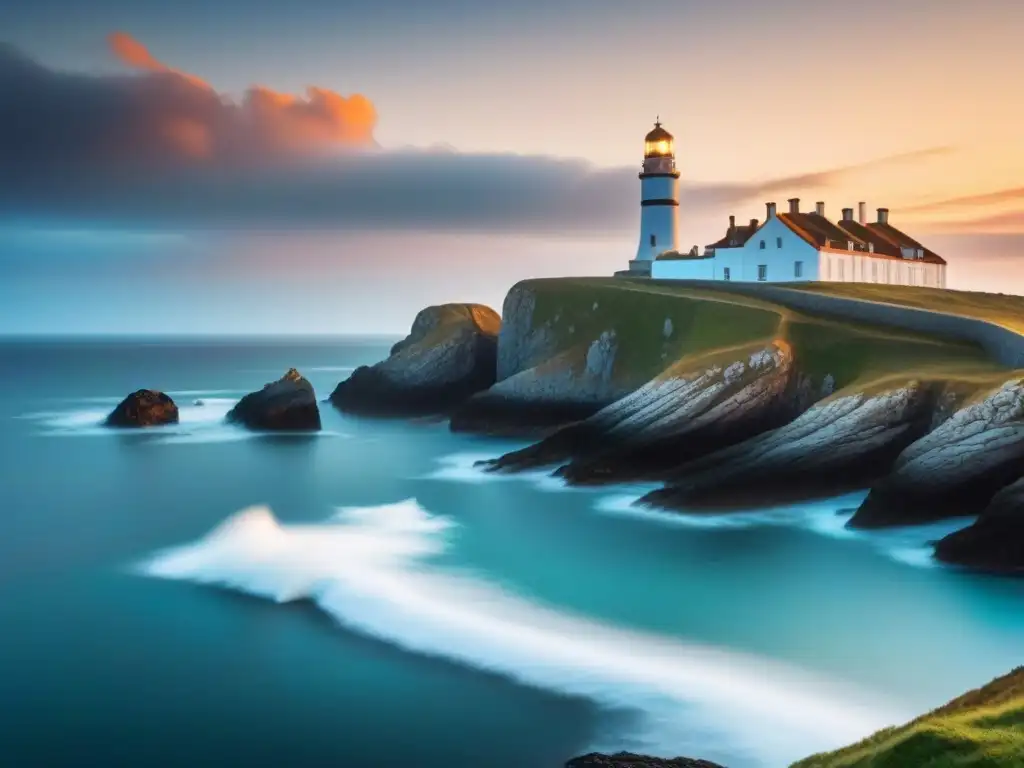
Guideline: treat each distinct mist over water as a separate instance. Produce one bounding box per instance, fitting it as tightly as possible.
[2,338,1022,768]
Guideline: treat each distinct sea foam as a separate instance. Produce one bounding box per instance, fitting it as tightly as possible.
[138,499,906,767]
[595,491,975,569]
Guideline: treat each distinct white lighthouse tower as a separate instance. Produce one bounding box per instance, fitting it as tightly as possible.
[630,119,680,274]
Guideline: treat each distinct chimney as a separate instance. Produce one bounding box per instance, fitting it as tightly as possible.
[868,242,875,253]
[766,202,777,219]
[877,207,889,225]
[788,197,800,214]
[815,201,825,217]
[728,215,736,232]
[841,207,854,222]
[749,218,759,229]
[858,202,867,225]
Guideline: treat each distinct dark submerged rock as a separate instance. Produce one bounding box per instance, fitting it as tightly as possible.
[227,368,321,431]
[566,752,726,768]
[330,304,500,417]
[934,476,1024,573]
[105,389,179,428]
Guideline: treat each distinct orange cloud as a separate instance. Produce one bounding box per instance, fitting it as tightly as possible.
[108,31,210,90]
[105,32,376,158]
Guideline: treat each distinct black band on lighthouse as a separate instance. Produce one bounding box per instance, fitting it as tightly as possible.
[641,199,679,207]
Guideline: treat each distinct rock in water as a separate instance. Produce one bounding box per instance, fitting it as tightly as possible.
[227,369,321,431]
[105,390,179,427]
[330,304,500,416]
[566,753,727,768]
[934,476,1024,573]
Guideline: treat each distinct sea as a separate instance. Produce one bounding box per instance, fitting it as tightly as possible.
[2,337,1023,768]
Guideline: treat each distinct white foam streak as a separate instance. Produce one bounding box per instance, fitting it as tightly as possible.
[424,452,575,492]
[140,500,905,767]
[595,492,976,569]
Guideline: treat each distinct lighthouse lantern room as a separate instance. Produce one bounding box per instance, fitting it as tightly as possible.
[630,119,680,273]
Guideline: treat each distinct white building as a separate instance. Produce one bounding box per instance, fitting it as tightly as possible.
[624,121,947,287]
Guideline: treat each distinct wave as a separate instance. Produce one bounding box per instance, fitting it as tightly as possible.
[423,452,578,493]
[18,396,344,445]
[138,499,905,767]
[595,491,975,569]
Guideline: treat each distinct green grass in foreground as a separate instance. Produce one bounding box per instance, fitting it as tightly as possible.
[519,277,1010,396]
[792,668,1024,768]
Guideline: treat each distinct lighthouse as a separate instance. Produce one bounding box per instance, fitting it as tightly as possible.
[631,119,680,273]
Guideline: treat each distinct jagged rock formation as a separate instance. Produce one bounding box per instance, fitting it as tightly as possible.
[331,304,500,417]
[451,286,629,434]
[105,390,179,428]
[227,369,321,431]
[565,753,726,768]
[934,476,1024,573]
[850,378,1024,528]
[483,342,798,482]
[643,380,944,510]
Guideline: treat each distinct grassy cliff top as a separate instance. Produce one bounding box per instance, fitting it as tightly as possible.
[518,277,1011,396]
[791,667,1024,767]
[784,282,1024,334]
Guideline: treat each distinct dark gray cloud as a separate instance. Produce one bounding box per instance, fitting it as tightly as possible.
[0,43,953,234]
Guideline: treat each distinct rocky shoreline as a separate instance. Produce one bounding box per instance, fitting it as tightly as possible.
[320,283,1024,575]
[564,753,726,768]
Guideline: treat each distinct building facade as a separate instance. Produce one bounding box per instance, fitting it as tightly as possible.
[651,199,946,287]
[624,122,947,286]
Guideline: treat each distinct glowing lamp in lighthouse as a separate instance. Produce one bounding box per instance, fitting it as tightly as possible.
[634,119,680,267]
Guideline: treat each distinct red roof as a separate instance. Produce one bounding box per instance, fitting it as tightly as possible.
[774,212,946,265]
[834,219,902,257]
[706,219,760,249]
[866,222,947,265]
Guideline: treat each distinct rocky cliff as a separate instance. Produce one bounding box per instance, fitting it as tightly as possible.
[330,303,500,416]
[466,277,1024,571]
[849,377,1024,527]
[452,277,785,434]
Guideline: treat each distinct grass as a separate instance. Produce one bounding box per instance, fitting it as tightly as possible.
[517,277,1011,397]
[791,668,1024,767]
[783,283,1024,335]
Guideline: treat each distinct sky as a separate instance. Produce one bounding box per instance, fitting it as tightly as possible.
[1,0,1023,334]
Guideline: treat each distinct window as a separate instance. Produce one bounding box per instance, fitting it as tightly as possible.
[837,261,845,281]
[759,240,766,249]
[723,267,731,281]
[649,234,656,247]
[872,261,878,282]
[776,237,783,249]
[757,264,767,281]
[794,261,803,278]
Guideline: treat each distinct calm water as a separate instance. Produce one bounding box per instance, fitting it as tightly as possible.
[1,338,1022,768]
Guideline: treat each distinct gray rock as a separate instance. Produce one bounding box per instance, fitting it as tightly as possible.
[331,303,500,416]
[228,369,321,431]
[106,389,178,428]
[851,378,1024,527]
[934,475,1024,573]
[643,381,937,509]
